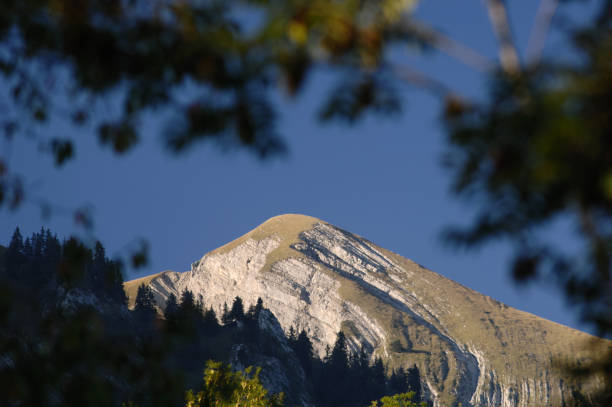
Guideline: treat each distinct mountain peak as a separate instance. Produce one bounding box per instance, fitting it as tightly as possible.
[126,216,610,406]
[206,213,321,266]
[262,213,321,225]
[252,213,321,240]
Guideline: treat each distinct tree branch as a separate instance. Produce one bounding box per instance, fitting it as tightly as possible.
[483,0,521,74]
[392,64,471,104]
[526,0,559,65]
[401,18,496,73]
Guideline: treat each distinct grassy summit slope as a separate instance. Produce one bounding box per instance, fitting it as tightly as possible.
[208,213,319,271]
[124,270,180,308]
[375,245,603,382]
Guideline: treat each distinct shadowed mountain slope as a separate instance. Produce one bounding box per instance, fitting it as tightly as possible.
[125,214,610,407]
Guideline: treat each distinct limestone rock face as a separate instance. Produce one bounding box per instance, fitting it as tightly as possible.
[126,214,610,407]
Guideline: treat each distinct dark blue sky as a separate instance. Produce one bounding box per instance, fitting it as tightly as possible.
[1,2,594,333]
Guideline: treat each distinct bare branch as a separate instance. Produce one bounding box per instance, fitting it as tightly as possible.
[401,18,496,73]
[482,0,521,74]
[526,0,559,65]
[392,64,471,104]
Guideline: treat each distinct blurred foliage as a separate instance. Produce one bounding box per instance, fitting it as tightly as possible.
[318,74,401,122]
[0,0,418,168]
[0,228,186,407]
[442,1,612,403]
[443,0,612,336]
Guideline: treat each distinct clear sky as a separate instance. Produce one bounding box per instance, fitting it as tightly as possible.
[0,2,594,334]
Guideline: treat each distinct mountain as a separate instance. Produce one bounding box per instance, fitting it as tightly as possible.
[125,214,610,407]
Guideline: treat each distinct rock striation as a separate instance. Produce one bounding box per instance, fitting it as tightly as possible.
[125,214,610,407]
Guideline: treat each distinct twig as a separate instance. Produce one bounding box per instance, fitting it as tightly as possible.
[401,18,495,73]
[526,0,559,65]
[482,0,521,74]
[392,64,471,103]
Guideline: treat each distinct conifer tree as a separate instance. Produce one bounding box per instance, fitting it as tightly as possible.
[23,237,33,260]
[245,298,263,321]
[59,237,89,288]
[371,357,387,397]
[22,238,36,279]
[4,227,25,277]
[177,289,202,334]
[164,293,179,322]
[406,365,422,402]
[27,230,46,281]
[87,241,106,290]
[295,329,314,375]
[32,229,44,260]
[389,367,409,395]
[196,297,205,316]
[43,230,61,275]
[254,297,263,318]
[347,347,372,406]
[135,284,155,310]
[179,290,196,313]
[221,302,231,325]
[288,326,296,343]
[329,331,349,372]
[352,348,370,373]
[134,284,157,322]
[92,241,105,280]
[203,306,219,332]
[93,241,105,264]
[229,296,245,322]
[105,260,127,305]
[246,304,256,320]
[319,331,351,406]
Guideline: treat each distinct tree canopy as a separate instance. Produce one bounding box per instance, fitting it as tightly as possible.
[0,0,419,173]
[368,392,426,407]
[185,361,284,407]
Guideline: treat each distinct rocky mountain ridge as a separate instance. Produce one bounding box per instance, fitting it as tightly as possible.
[125,214,610,407]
